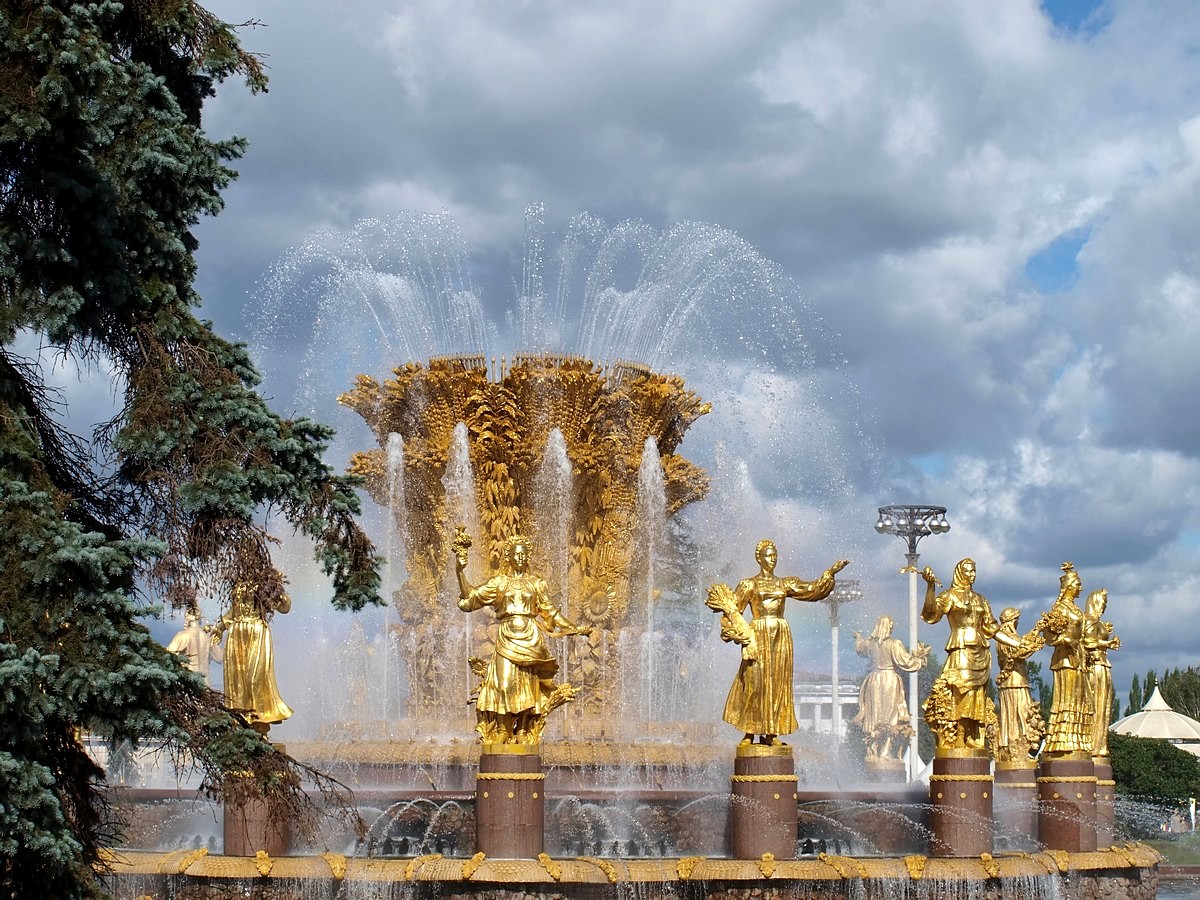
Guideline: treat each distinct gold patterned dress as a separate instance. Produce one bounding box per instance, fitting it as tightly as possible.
[459,573,564,717]
[1083,594,1117,757]
[1042,598,1093,754]
[722,571,836,737]
[995,617,1044,763]
[921,560,1000,749]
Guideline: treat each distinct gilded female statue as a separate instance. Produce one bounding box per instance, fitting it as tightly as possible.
[454,530,590,745]
[921,558,1017,751]
[1037,562,1094,755]
[1083,588,1119,757]
[720,540,849,746]
[211,581,292,734]
[994,607,1045,763]
[852,615,930,761]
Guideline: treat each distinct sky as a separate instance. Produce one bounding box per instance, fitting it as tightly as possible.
[185,0,1200,718]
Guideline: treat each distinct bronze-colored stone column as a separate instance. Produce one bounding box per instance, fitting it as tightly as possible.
[223,795,292,856]
[730,744,798,859]
[994,761,1039,851]
[1037,751,1097,852]
[1094,758,1115,848]
[476,745,544,858]
[864,758,907,784]
[928,749,992,857]
[223,745,292,857]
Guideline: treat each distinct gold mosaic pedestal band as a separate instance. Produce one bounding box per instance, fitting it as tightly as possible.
[929,751,992,858]
[477,750,544,859]
[731,745,798,859]
[1037,753,1097,853]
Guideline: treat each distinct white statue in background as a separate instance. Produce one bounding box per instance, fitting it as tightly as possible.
[166,609,223,687]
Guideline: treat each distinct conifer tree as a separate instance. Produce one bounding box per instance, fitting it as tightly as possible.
[1126,672,1141,716]
[0,2,381,895]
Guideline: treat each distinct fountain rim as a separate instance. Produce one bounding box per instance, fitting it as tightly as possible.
[103,844,1161,885]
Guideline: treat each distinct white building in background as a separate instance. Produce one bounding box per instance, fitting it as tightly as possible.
[794,675,859,737]
[1110,685,1200,756]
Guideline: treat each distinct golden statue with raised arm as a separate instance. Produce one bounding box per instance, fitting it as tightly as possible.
[852,615,930,762]
[994,607,1045,764]
[1084,588,1119,757]
[1037,562,1094,755]
[211,580,292,735]
[921,558,1018,752]
[716,539,849,747]
[453,528,590,746]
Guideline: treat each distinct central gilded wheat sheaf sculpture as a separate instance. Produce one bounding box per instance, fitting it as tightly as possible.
[339,354,711,737]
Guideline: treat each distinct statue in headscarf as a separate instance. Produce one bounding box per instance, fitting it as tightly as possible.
[852,615,930,761]
[921,558,1018,752]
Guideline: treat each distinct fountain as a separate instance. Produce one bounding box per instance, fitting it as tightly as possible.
[101,210,1161,897]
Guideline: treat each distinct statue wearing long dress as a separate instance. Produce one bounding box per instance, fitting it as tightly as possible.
[1037,562,1094,755]
[1083,588,1119,757]
[852,615,930,761]
[166,609,223,687]
[921,558,1017,751]
[211,581,292,734]
[994,607,1045,764]
[718,540,849,746]
[454,530,590,745]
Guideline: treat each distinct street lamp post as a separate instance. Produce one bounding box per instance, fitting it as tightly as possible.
[874,504,950,781]
[827,579,863,739]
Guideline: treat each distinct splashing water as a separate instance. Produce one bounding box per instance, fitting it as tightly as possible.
[530,428,573,608]
[253,207,884,747]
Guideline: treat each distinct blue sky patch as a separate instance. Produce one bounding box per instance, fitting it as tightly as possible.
[1041,0,1111,37]
[1177,530,1200,553]
[911,452,948,478]
[1025,226,1092,293]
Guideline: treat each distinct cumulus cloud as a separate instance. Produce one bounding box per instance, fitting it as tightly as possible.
[189,0,1200,706]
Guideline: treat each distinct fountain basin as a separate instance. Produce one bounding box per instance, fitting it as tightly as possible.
[103,845,1161,899]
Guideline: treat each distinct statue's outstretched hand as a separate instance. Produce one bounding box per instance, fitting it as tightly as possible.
[830,559,851,575]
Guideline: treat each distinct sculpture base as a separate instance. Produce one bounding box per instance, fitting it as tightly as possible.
[864,757,906,784]
[994,762,1038,851]
[1094,758,1115,848]
[928,750,992,857]
[1038,752,1097,852]
[223,744,292,857]
[476,746,544,858]
[730,744,798,859]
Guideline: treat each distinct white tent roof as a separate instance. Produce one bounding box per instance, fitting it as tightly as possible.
[1111,685,1200,743]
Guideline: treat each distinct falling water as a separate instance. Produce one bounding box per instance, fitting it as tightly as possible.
[384,433,407,732]
[627,438,668,729]
[530,428,573,609]
[251,206,881,753]
[386,433,409,575]
[440,422,482,730]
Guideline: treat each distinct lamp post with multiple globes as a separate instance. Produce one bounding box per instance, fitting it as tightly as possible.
[874,504,950,781]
